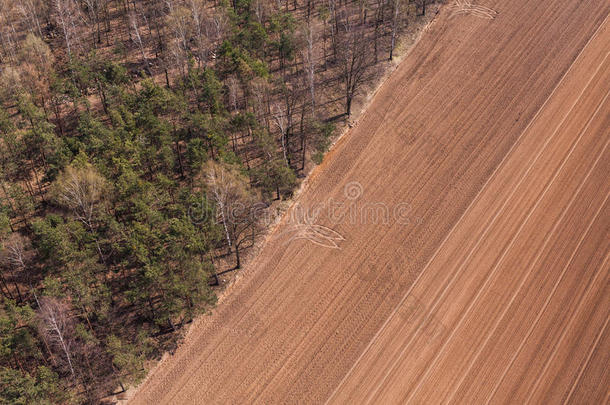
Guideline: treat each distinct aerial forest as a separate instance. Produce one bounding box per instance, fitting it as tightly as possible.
[0,0,434,401]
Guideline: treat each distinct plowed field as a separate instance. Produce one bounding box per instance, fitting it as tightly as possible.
[131,1,610,403]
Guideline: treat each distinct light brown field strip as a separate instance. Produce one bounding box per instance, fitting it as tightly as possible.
[563,319,610,404]
[330,18,610,405]
[131,0,610,403]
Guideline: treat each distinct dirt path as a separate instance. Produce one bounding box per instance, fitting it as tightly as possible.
[131,1,610,403]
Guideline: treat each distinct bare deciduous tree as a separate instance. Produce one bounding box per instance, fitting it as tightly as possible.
[53,165,108,262]
[301,22,317,117]
[389,0,401,60]
[129,11,151,74]
[38,297,78,384]
[251,77,270,130]
[0,66,23,101]
[203,161,262,268]
[0,234,32,302]
[82,0,103,47]
[271,102,290,166]
[210,9,228,44]
[166,1,191,76]
[187,0,210,67]
[204,161,236,252]
[53,0,83,58]
[3,235,28,271]
[18,34,55,113]
[338,13,370,116]
[0,4,20,64]
[16,0,46,38]
[54,165,106,229]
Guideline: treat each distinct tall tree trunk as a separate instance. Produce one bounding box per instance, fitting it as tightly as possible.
[234,244,241,269]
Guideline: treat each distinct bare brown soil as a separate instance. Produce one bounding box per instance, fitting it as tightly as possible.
[130,1,610,403]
